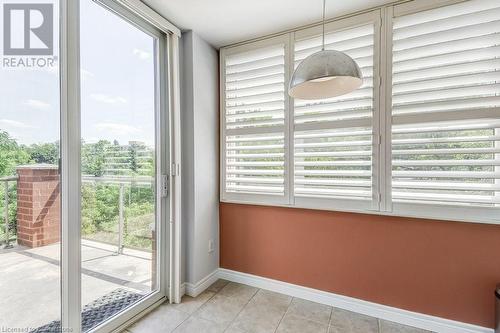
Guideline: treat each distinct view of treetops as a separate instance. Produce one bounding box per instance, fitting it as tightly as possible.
[0,130,155,250]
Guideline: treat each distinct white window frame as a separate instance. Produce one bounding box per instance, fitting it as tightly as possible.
[219,0,500,225]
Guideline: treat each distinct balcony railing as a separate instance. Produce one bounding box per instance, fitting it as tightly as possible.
[0,175,18,249]
[81,175,154,254]
[0,165,154,254]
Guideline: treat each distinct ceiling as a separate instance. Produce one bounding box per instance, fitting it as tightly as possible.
[142,0,396,48]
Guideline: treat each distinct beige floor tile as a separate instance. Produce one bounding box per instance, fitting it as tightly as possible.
[224,327,247,333]
[207,279,230,293]
[229,290,291,333]
[128,304,189,333]
[252,289,292,309]
[286,298,332,324]
[195,293,250,325]
[276,313,329,333]
[172,290,216,314]
[329,308,378,333]
[218,282,258,301]
[379,320,432,333]
[173,315,227,333]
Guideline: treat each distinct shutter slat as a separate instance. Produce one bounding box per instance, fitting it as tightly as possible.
[393,71,500,94]
[394,20,500,51]
[393,181,500,191]
[393,45,500,73]
[295,150,372,158]
[392,147,500,155]
[295,170,371,176]
[394,160,500,166]
[295,178,371,187]
[294,188,372,197]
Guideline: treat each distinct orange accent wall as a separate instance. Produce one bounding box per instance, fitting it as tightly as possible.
[220,202,500,328]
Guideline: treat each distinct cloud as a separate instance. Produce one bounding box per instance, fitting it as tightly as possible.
[133,48,151,60]
[95,122,141,135]
[23,99,51,110]
[90,93,127,105]
[0,119,36,129]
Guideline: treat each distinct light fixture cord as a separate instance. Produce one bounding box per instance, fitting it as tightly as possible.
[321,0,326,50]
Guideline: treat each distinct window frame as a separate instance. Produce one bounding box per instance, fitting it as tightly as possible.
[219,0,500,225]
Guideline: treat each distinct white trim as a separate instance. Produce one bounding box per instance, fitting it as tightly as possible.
[218,269,494,333]
[168,34,183,304]
[115,0,181,36]
[60,0,82,330]
[380,6,394,213]
[182,269,220,297]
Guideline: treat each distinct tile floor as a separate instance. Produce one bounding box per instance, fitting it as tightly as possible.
[125,280,434,333]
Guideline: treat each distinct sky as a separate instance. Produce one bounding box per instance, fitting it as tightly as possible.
[0,0,156,148]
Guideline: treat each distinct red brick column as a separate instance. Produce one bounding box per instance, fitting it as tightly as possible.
[16,165,60,248]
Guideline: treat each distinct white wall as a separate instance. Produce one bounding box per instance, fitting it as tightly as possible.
[180,31,219,285]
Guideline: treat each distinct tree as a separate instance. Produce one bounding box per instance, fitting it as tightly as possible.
[0,131,30,176]
[25,141,59,164]
[82,140,110,176]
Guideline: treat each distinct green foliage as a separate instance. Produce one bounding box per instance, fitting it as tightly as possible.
[0,131,30,177]
[0,129,155,250]
[82,140,111,176]
[24,141,60,164]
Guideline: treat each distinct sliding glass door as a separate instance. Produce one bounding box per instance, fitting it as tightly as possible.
[78,0,167,331]
[1,0,171,331]
[78,0,169,331]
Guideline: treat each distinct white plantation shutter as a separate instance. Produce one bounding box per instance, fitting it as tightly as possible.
[293,20,378,210]
[220,1,500,223]
[391,0,500,217]
[221,37,288,202]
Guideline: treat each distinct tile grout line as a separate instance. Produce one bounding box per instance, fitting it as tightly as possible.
[272,295,293,333]
[171,284,220,332]
[327,303,334,332]
[222,283,260,332]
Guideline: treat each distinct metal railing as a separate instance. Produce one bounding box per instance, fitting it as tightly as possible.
[81,175,154,254]
[1,175,18,249]
[0,174,153,253]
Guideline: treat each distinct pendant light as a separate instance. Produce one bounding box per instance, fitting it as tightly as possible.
[288,0,363,100]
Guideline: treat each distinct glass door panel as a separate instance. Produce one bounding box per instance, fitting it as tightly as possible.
[0,0,61,330]
[80,0,161,330]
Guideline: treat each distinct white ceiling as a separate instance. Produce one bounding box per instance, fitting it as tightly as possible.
[142,0,395,48]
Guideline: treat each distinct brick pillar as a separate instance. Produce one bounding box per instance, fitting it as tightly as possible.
[16,164,60,248]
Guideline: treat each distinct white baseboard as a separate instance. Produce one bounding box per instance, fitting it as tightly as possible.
[182,269,220,297]
[218,268,493,333]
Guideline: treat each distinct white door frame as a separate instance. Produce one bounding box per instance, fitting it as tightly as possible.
[59,1,182,331]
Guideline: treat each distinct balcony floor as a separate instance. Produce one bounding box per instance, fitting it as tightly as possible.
[0,239,152,330]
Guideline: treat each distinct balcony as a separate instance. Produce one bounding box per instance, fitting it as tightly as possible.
[0,165,155,331]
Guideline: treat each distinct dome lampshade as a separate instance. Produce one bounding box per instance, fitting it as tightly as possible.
[288,50,363,100]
